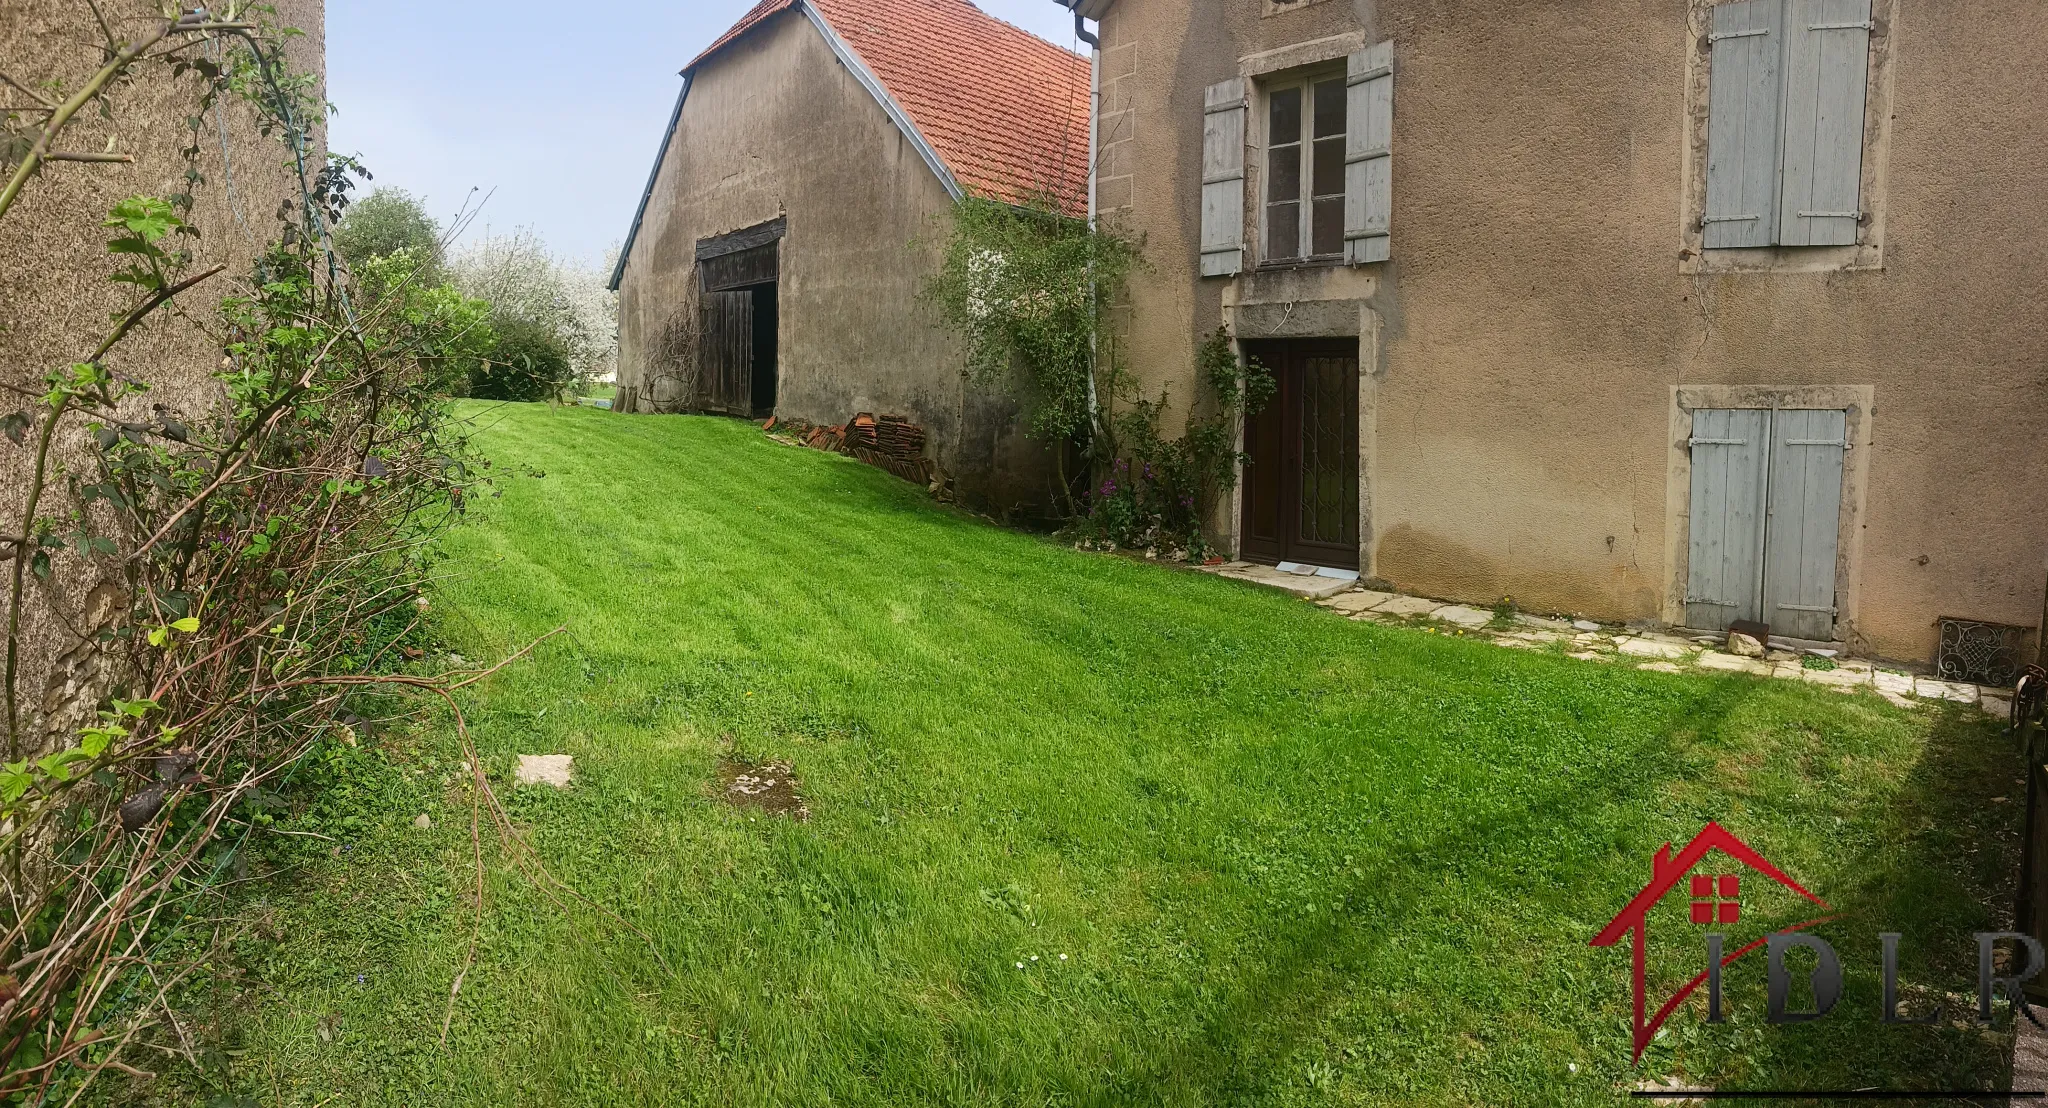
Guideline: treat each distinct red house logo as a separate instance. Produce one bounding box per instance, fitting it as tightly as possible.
[1589,822,1839,1061]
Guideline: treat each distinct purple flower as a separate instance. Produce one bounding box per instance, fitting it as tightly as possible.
[1099,480,1117,496]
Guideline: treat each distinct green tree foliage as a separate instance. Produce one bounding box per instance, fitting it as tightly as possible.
[471,317,573,402]
[351,250,497,395]
[333,187,443,277]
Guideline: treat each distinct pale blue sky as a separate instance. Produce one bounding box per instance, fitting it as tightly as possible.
[327,0,1085,266]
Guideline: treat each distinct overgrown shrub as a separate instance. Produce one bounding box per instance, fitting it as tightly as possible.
[0,6,552,1095]
[447,230,618,387]
[1073,328,1274,559]
[470,316,573,402]
[925,196,1271,556]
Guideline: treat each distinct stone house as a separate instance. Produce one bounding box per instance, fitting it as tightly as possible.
[608,0,1091,516]
[1053,0,2048,664]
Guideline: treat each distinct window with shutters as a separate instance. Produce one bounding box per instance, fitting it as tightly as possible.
[1262,73,1348,264]
[1200,42,1391,279]
[1691,0,1891,266]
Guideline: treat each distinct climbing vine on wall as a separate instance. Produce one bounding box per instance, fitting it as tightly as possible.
[924,195,1270,557]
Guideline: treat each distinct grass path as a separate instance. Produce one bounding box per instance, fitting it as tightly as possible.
[180,404,2021,1106]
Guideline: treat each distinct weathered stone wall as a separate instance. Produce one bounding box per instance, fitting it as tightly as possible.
[1092,0,2048,663]
[0,0,324,744]
[613,8,1060,519]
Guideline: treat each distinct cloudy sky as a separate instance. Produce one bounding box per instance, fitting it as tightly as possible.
[327,0,1085,267]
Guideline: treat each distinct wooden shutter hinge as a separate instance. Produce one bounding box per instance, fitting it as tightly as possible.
[1775,603,1840,614]
[1708,27,1771,42]
[1808,20,1873,31]
[1689,437,1749,446]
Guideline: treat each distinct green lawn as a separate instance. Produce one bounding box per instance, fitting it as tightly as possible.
[162,403,2023,1106]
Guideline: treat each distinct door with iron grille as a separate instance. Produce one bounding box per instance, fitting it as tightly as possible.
[1241,339,1360,570]
[1685,408,1848,638]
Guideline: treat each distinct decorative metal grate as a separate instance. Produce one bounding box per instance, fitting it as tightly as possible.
[1937,618,2031,688]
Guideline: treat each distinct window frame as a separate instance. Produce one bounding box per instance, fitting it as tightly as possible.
[1258,67,1349,268]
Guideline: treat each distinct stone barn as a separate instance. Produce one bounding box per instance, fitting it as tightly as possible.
[608,0,1092,517]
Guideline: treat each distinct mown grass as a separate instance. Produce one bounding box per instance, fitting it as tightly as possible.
[145,404,2024,1106]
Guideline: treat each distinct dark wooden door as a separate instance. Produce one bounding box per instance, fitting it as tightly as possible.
[1240,339,1359,570]
[699,290,753,416]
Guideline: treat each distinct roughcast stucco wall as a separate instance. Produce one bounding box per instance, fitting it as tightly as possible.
[0,0,325,745]
[1094,0,2048,663]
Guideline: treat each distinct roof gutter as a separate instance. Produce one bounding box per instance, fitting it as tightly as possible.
[608,74,690,291]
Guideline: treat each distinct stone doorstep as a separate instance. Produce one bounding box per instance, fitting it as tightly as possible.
[1213,564,1355,600]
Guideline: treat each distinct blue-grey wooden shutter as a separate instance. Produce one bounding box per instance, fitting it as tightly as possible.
[1777,0,1872,247]
[1704,0,1785,249]
[1343,41,1393,265]
[1687,409,1772,630]
[1761,409,1847,641]
[1201,79,1247,277]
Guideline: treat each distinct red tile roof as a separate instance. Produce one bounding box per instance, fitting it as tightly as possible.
[686,0,1092,217]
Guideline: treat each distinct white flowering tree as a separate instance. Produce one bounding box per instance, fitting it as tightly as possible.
[448,229,618,385]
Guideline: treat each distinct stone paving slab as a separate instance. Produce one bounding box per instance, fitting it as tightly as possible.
[516,754,574,788]
[1873,671,1915,697]
[1206,569,2012,716]
[1914,677,1979,704]
[1431,604,1494,628]
[1697,652,1769,676]
[1374,595,1444,617]
[1323,589,1396,614]
[1801,667,1872,689]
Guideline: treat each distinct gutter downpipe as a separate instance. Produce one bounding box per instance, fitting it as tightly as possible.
[1077,2,1103,454]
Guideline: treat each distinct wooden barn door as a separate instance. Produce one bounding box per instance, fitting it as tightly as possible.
[698,290,753,417]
